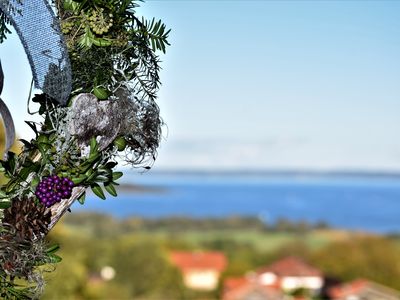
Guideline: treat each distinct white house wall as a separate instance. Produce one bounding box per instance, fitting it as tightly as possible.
[281,276,323,290]
[184,270,219,290]
[259,272,277,286]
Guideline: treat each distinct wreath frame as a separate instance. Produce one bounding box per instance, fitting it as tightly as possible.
[0,0,170,298]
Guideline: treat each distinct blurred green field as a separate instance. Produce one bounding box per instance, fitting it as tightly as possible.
[61,212,361,252]
[40,213,400,299]
[125,228,356,252]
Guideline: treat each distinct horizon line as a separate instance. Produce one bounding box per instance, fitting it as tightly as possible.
[135,168,400,178]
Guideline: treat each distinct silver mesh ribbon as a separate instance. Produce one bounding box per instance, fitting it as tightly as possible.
[0,0,72,158]
[0,0,72,105]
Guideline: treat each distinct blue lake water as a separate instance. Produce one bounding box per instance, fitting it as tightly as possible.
[72,173,400,233]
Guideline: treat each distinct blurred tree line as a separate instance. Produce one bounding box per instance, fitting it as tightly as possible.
[64,212,330,235]
[44,223,186,299]
[42,212,400,299]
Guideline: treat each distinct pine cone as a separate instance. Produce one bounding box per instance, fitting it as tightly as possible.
[2,198,52,240]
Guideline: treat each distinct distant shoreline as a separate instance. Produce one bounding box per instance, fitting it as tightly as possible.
[145,169,400,179]
[116,183,167,194]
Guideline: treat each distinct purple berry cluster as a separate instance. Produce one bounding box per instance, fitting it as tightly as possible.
[35,175,74,207]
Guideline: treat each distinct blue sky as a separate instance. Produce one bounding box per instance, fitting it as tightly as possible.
[1,0,400,171]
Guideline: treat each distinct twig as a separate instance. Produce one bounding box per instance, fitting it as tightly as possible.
[48,186,85,230]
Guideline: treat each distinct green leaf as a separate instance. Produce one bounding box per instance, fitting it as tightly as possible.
[37,143,50,156]
[92,37,112,47]
[113,137,126,151]
[86,170,98,182]
[63,0,79,12]
[39,103,46,115]
[93,86,110,100]
[91,183,106,200]
[31,175,40,188]
[112,171,123,181]
[19,163,40,181]
[46,244,60,254]
[95,175,109,182]
[2,152,16,174]
[105,161,118,169]
[104,183,117,197]
[77,192,86,204]
[48,253,62,263]
[60,171,70,178]
[24,121,38,136]
[79,27,112,49]
[19,139,32,148]
[0,199,11,209]
[78,27,94,48]
[89,137,98,155]
[72,175,87,185]
[80,153,101,172]
[85,168,94,177]
[87,152,100,163]
[98,166,112,178]
[0,189,7,198]
[5,178,18,193]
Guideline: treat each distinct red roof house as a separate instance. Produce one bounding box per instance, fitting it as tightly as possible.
[256,256,324,292]
[170,251,227,291]
[223,275,284,300]
[327,278,400,300]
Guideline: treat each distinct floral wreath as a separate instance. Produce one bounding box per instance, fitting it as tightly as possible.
[0,0,170,298]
